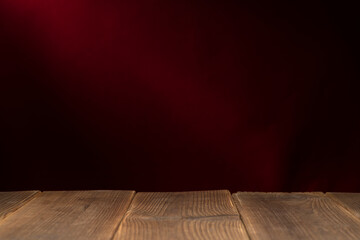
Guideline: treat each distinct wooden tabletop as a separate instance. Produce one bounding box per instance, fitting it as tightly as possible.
[0,190,359,239]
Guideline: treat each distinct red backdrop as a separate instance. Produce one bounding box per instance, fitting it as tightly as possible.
[1,0,359,192]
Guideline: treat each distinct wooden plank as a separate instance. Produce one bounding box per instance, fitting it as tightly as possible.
[0,191,39,221]
[0,190,134,240]
[114,190,250,240]
[327,192,360,219]
[233,192,360,240]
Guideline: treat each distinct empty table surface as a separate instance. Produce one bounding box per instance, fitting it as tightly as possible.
[0,190,359,240]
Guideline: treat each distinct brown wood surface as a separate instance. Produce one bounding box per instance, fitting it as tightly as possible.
[233,192,360,240]
[0,191,39,221]
[327,192,360,219]
[0,190,134,240]
[1,190,360,239]
[114,190,249,240]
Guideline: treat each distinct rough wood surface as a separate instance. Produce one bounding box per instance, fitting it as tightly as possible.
[0,190,134,240]
[327,192,360,219]
[233,192,360,240]
[114,190,249,240]
[0,191,39,221]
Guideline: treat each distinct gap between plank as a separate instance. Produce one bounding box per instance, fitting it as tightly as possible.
[325,193,360,221]
[0,191,42,225]
[231,194,252,240]
[110,191,137,240]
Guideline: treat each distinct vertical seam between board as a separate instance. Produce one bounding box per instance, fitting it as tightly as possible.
[231,193,253,240]
[325,193,360,222]
[0,191,42,225]
[110,191,137,240]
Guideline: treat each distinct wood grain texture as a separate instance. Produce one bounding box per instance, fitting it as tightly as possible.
[327,193,360,219]
[0,190,134,240]
[233,192,360,240]
[114,190,250,240]
[0,191,39,221]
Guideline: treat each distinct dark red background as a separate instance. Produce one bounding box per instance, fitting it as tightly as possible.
[1,0,359,192]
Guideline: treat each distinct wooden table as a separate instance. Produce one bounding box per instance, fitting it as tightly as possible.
[0,190,360,239]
